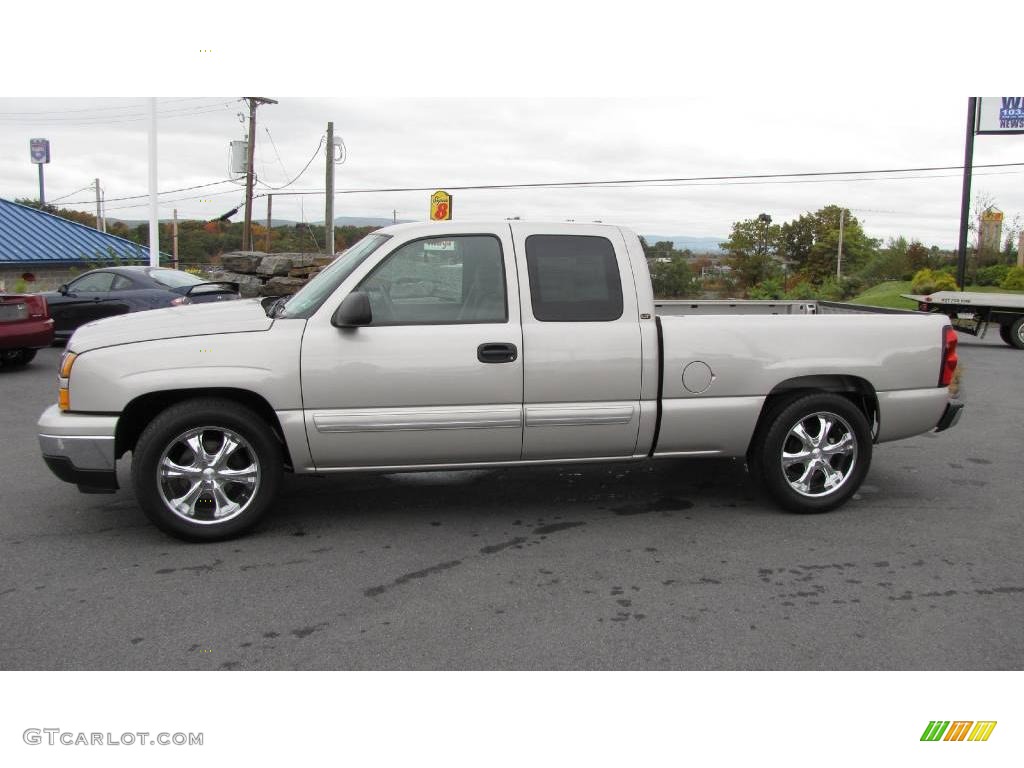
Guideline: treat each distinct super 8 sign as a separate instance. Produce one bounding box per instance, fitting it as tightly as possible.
[430,190,452,221]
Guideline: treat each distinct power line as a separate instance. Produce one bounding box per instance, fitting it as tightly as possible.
[0,97,216,116]
[0,101,240,126]
[47,184,97,203]
[255,137,325,191]
[256,163,1024,197]
[263,126,291,181]
[51,179,242,206]
[97,187,246,214]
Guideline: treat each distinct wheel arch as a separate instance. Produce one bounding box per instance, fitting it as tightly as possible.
[115,388,293,468]
[746,375,879,462]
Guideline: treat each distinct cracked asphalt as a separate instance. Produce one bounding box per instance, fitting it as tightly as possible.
[1,336,1021,670]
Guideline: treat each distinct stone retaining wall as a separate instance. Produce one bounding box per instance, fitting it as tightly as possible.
[207,252,334,298]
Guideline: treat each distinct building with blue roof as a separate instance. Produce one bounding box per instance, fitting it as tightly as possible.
[0,197,166,291]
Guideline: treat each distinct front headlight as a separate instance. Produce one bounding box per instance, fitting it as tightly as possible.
[59,351,77,379]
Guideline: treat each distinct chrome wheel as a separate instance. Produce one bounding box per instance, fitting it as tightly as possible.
[779,411,858,498]
[156,426,261,525]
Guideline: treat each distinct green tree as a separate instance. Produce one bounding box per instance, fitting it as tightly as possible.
[906,240,930,273]
[650,256,698,298]
[720,213,782,292]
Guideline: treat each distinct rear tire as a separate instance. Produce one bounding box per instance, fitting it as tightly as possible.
[1003,317,1024,349]
[131,398,283,541]
[755,393,872,514]
[0,348,36,367]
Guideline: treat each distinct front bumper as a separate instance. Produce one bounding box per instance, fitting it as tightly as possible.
[934,401,964,433]
[37,404,119,493]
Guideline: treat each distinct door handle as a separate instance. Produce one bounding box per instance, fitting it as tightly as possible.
[477,343,518,364]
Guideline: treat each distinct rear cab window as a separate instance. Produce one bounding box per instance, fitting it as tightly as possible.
[525,235,623,321]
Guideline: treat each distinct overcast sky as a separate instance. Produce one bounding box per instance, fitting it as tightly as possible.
[2,3,1022,249]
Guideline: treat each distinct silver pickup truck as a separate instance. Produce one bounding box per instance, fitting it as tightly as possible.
[38,222,963,540]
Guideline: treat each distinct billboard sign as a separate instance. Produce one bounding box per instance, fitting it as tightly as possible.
[976,97,1024,134]
[430,190,452,221]
[29,138,50,164]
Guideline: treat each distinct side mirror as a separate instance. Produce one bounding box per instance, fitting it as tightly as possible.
[57,284,68,295]
[331,291,373,328]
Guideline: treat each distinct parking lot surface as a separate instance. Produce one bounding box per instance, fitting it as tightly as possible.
[1,337,1021,670]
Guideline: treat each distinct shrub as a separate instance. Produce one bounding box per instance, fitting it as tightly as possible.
[747,277,785,300]
[814,277,844,301]
[1000,266,1024,291]
[911,268,958,294]
[783,280,815,299]
[976,264,1010,286]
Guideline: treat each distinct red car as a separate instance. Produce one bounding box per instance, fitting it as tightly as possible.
[0,293,54,367]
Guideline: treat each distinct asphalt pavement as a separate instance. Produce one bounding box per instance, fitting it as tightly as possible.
[1,336,1021,670]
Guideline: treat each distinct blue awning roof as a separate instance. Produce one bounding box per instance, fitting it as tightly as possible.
[0,198,165,264]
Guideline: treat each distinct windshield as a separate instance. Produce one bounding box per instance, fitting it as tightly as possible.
[146,268,205,288]
[277,233,391,318]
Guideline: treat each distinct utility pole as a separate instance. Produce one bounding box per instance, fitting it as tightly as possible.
[265,195,273,253]
[242,96,278,251]
[172,208,179,269]
[94,178,102,231]
[325,121,335,255]
[147,98,160,268]
[393,209,397,224]
[100,188,106,232]
[836,208,845,279]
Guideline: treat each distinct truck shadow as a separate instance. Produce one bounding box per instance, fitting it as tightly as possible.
[261,457,759,534]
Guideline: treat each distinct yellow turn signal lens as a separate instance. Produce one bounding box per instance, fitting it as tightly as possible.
[58,388,70,411]
[59,352,77,379]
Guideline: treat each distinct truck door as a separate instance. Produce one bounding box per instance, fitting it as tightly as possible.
[510,223,643,460]
[299,229,524,469]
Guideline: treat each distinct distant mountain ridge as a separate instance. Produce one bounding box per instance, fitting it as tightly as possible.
[109,214,724,252]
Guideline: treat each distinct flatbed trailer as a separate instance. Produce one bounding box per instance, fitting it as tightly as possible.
[901,291,1024,350]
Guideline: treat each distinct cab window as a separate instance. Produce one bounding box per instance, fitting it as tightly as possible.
[525,235,623,321]
[357,235,507,325]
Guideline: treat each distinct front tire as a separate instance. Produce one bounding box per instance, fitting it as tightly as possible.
[131,398,283,541]
[755,393,872,514]
[1002,317,1024,349]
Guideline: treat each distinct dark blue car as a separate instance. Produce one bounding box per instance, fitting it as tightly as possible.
[42,266,239,343]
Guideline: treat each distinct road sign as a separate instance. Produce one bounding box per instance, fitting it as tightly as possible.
[430,190,452,221]
[30,138,50,165]
[976,97,1024,134]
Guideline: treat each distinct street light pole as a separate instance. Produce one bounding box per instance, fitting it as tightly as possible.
[956,97,978,290]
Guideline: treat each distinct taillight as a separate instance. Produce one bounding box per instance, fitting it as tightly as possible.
[24,294,48,318]
[939,326,958,387]
[170,296,191,306]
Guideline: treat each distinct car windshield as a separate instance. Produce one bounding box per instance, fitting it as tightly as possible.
[276,234,391,318]
[146,269,205,288]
